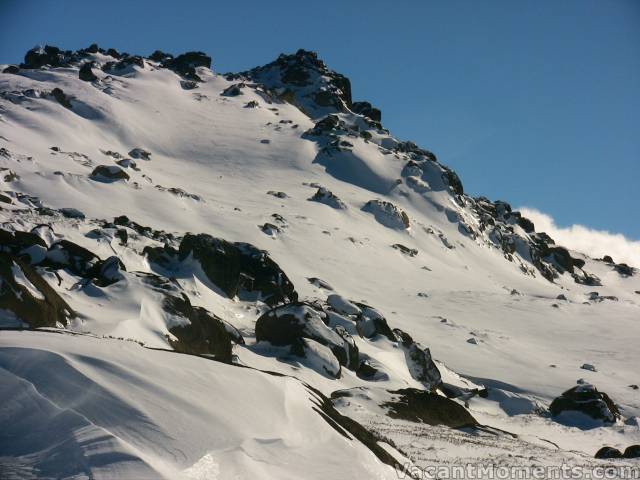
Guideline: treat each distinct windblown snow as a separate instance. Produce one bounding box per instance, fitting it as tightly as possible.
[0,45,639,479]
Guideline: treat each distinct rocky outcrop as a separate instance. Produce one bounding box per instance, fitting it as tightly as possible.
[79,62,98,82]
[90,165,130,182]
[308,187,346,209]
[162,294,233,362]
[0,253,74,328]
[393,329,442,390]
[383,388,478,427]
[351,101,381,122]
[255,302,357,372]
[362,200,410,229]
[550,384,620,423]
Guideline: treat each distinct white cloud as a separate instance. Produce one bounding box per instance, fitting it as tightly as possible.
[518,207,640,267]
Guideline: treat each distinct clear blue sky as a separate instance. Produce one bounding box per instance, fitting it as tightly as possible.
[2,0,639,238]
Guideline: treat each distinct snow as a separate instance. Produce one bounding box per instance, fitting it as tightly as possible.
[1,49,640,477]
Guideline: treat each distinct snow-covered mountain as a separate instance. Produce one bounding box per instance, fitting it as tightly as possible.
[1,44,639,479]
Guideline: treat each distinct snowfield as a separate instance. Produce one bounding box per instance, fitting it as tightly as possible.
[0,45,639,479]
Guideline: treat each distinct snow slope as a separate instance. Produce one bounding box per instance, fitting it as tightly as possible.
[1,46,639,478]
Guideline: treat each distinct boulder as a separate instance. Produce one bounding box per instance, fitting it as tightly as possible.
[163,294,233,362]
[383,388,477,428]
[94,256,126,287]
[392,244,418,257]
[78,62,97,82]
[45,240,100,277]
[177,233,297,305]
[128,148,151,160]
[90,165,130,182]
[549,384,620,423]
[309,187,346,209]
[355,304,396,342]
[362,200,410,229]
[0,253,74,328]
[624,445,640,459]
[351,101,381,122]
[594,447,623,459]
[255,301,357,370]
[393,328,442,390]
[50,88,72,109]
[164,51,211,81]
[3,65,19,74]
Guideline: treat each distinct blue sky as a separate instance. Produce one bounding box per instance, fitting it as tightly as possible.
[2,0,639,239]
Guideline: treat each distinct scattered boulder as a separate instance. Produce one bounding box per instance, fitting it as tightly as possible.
[356,304,396,342]
[90,165,130,182]
[45,240,100,277]
[624,445,640,459]
[163,294,233,362]
[267,190,288,199]
[222,83,245,97]
[383,388,477,428]
[327,294,361,316]
[3,65,19,74]
[393,328,442,390]
[163,51,211,81]
[128,148,151,160]
[351,101,381,122]
[93,256,126,287]
[549,384,620,423]
[255,301,357,370]
[307,277,333,290]
[594,447,623,459]
[309,187,346,209]
[581,363,597,372]
[392,244,418,257]
[59,207,85,219]
[50,88,72,109]
[176,233,297,305]
[362,200,410,229]
[0,253,74,328]
[78,62,97,82]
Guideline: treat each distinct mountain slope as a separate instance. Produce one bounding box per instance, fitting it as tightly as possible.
[1,45,639,478]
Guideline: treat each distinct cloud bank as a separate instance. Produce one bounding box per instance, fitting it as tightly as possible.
[518,207,640,267]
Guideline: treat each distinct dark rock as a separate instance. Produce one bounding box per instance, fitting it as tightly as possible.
[442,167,464,196]
[595,447,623,459]
[354,304,396,342]
[148,50,173,63]
[306,277,333,290]
[221,83,245,96]
[623,445,640,458]
[59,207,85,219]
[255,301,357,370]
[50,88,72,109]
[267,190,288,199]
[351,101,381,122]
[0,253,74,327]
[22,45,69,69]
[392,244,418,257]
[163,294,233,362]
[128,148,151,160]
[356,360,380,379]
[79,62,97,82]
[517,216,535,233]
[550,384,620,423]
[393,328,442,390]
[45,240,100,277]
[90,165,130,182]
[177,233,297,305]
[309,187,346,209]
[2,65,19,74]
[164,51,211,81]
[383,388,478,428]
[93,256,126,287]
[614,263,634,276]
[602,255,614,263]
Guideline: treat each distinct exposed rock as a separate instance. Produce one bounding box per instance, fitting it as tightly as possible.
[624,445,640,458]
[351,101,381,122]
[383,388,477,427]
[355,304,396,342]
[59,207,85,219]
[307,277,333,290]
[392,244,418,257]
[50,88,72,109]
[255,301,357,370]
[221,83,245,96]
[3,65,19,74]
[45,240,100,277]
[267,190,288,199]
[93,256,126,287]
[594,447,623,459]
[128,148,151,160]
[549,384,620,423]
[176,233,297,305]
[309,187,346,209]
[362,200,410,229]
[163,51,211,81]
[90,165,130,182]
[0,253,74,328]
[393,328,442,390]
[163,294,233,362]
[327,294,361,316]
[442,167,464,196]
[78,62,97,82]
